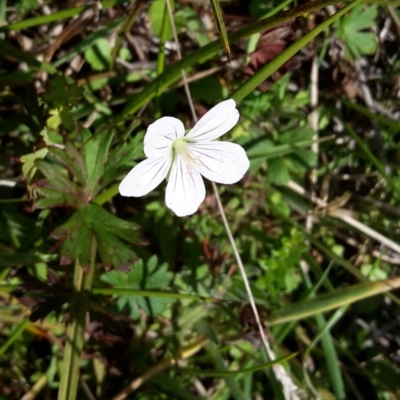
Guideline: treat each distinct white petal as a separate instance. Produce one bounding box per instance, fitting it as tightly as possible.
[119,154,171,197]
[189,141,249,184]
[165,155,206,217]
[144,117,185,158]
[185,99,239,142]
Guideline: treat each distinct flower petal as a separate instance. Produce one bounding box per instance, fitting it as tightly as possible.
[185,99,239,142]
[165,155,206,217]
[144,117,185,158]
[119,154,171,197]
[189,141,249,184]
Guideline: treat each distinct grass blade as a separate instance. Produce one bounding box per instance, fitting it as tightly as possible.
[121,0,346,117]
[231,0,362,102]
[269,276,400,325]
[209,0,231,61]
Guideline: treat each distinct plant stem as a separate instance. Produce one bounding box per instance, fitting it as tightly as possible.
[57,237,96,400]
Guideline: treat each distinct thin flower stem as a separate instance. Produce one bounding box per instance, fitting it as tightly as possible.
[164,0,196,120]
[210,180,272,353]
[165,1,299,398]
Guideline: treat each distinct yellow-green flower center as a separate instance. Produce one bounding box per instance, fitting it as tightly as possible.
[173,137,187,153]
[172,138,192,164]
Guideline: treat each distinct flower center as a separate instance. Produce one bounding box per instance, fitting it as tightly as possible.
[172,137,188,154]
[173,138,192,164]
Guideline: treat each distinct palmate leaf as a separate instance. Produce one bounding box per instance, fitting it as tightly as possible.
[101,138,138,189]
[51,210,92,266]
[81,128,113,193]
[29,129,139,269]
[40,74,84,130]
[265,127,317,184]
[52,204,138,269]
[335,4,378,62]
[41,74,83,108]
[34,159,81,208]
[34,131,137,206]
[100,255,174,318]
[50,142,88,184]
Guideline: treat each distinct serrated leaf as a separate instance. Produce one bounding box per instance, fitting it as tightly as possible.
[335,5,378,62]
[92,208,137,244]
[34,159,72,188]
[82,130,113,192]
[100,256,174,318]
[49,143,88,186]
[52,211,92,266]
[20,147,48,183]
[41,74,83,130]
[34,185,78,208]
[87,204,138,269]
[52,204,138,269]
[59,107,75,130]
[41,74,84,108]
[34,130,132,209]
[34,160,81,207]
[46,111,62,129]
[345,4,377,32]
[65,142,88,182]
[351,32,377,55]
[101,138,137,189]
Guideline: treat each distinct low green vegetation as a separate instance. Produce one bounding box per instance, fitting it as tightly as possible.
[1,1,399,399]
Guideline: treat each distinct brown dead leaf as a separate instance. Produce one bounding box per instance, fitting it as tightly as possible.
[244,20,300,92]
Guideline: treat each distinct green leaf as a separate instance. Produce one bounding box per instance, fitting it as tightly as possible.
[52,204,138,269]
[59,107,75,131]
[210,0,231,61]
[335,4,378,62]
[190,75,225,104]
[100,137,138,189]
[84,38,112,71]
[269,276,400,326]
[49,143,88,185]
[88,205,138,268]
[52,211,92,266]
[183,8,211,47]
[20,148,48,184]
[0,253,57,266]
[40,74,84,130]
[46,110,62,130]
[41,74,83,108]
[34,159,81,207]
[288,149,316,171]
[267,158,290,185]
[32,129,135,210]
[149,0,185,41]
[81,129,113,192]
[100,256,174,318]
[361,263,388,281]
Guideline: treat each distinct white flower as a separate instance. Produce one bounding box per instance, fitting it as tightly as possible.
[119,99,249,217]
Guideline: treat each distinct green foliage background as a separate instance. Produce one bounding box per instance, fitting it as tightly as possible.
[1,0,400,399]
